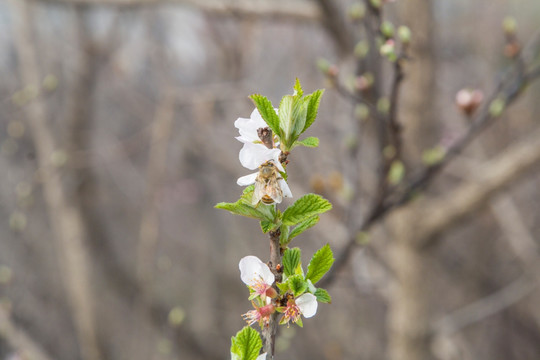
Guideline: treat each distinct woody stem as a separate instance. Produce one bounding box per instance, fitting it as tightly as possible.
[262,226,282,358]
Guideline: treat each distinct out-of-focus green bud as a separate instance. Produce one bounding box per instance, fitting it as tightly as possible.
[503,16,517,35]
[369,0,382,9]
[388,160,405,185]
[380,21,395,38]
[354,40,370,59]
[168,306,186,327]
[398,26,412,44]
[380,40,397,62]
[377,97,390,114]
[355,104,370,121]
[348,2,366,21]
[489,98,506,117]
[43,74,59,92]
[316,58,331,74]
[9,211,27,232]
[422,146,446,166]
[356,231,370,245]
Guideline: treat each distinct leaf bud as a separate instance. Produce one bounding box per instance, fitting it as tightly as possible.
[502,16,517,35]
[380,21,395,38]
[348,3,366,21]
[354,40,370,59]
[489,98,506,117]
[380,40,397,62]
[398,26,412,44]
[455,88,484,116]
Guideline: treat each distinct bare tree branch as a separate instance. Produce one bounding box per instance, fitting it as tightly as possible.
[433,275,537,336]
[37,0,321,22]
[0,307,55,360]
[9,1,102,359]
[416,125,540,246]
[137,90,175,298]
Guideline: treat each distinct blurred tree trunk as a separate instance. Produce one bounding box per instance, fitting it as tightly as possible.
[387,1,436,359]
[399,0,437,159]
[10,1,102,360]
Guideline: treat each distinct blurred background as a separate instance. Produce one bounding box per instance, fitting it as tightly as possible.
[1,0,540,359]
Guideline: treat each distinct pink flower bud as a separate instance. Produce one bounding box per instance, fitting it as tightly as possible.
[455,88,484,116]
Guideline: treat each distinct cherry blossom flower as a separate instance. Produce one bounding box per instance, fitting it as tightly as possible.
[280,293,318,326]
[242,301,275,327]
[239,256,277,300]
[235,108,281,171]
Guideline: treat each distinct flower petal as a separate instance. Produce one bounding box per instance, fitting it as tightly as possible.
[256,353,267,360]
[239,142,281,170]
[279,179,293,198]
[234,109,268,143]
[296,293,318,318]
[239,256,275,287]
[237,173,257,186]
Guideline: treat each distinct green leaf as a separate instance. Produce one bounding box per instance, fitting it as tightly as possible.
[306,244,334,284]
[216,187,274,222]
[276,281,289,293]
[293,78,303,97]
[293,136,319,148]
[282,194,332,226]
[249,94,281,137]
[282,248,301,277]
[288,274,308,297]
[260,220,274,233]
[278,94,309,149]
[230,326,263,360]
[215,201,269,221]
[314,288,332,304]
[303,89,324,133]
[279,224,290,245]
[288,215,319,241]
[295,316,303,328]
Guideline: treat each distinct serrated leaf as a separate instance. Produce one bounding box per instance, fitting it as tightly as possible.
[306,244,334,284]
[277,281,289,293]
[282,248,301,277]
[293,78,303,97]
[260,220,274,233]
[293,136,319,148]
[279,224,290,244]
[215,201,270,221]
[288,274,308,297]
[303,89,324,133]
[230,326,263,360]
[249,94,281,137]
[282,194,332,226]
[279,95,309,150]
[288,215,319,241]
[216,187,275,222]
[314,288,332,303]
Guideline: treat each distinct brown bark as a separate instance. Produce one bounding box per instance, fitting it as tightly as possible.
[399,0,437,158]
[10,2,102,360]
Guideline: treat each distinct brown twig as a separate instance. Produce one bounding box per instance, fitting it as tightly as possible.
[263,228,282,358]
[322,43,540,287]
